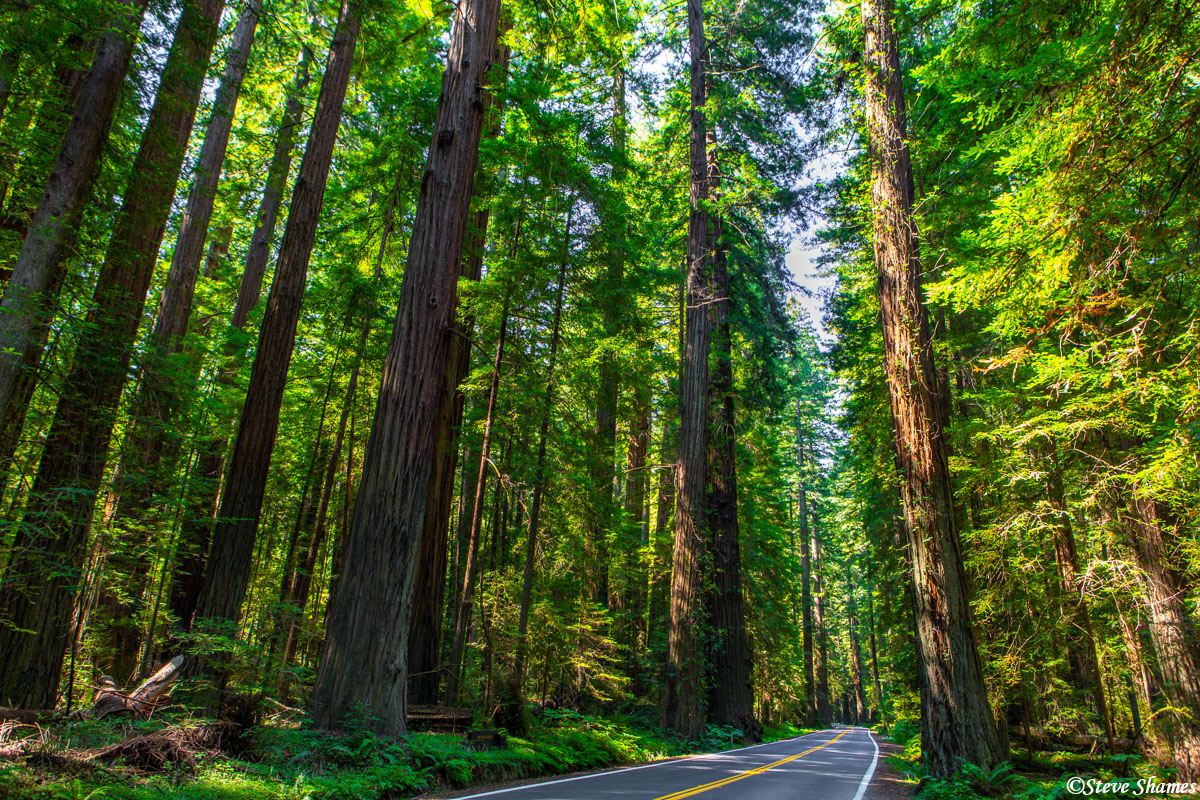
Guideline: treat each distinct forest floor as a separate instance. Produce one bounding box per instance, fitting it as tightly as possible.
[0,707,813,800]
[868,736,916,800]
[0,710,1151,800]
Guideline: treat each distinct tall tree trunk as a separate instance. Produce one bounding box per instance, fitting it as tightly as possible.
[280,182,398,694]
[811,510,831,725]
[407,28,512,705]
[0,0,224,709]
[862,0,1003,776]
[310,0,504,734]
[167,40,314,633]
[0,0,148,495]
[120,0,263,514]
[1045,439,1115,753]
[101,0,263,685]
[704,157,755,734]
[445,301,510,706]
[846,565,868,723]
[797,428,817,724]
[664,0,714,741]
[1117,487,1200,780]
[191,0,362,640]
[514,202,573,702]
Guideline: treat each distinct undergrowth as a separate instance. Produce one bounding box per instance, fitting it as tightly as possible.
[0,708,813,799]
[878,717,1175,800]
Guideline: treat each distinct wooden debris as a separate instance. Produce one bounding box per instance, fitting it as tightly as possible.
[93,655,186,719]
[406,704,472,733]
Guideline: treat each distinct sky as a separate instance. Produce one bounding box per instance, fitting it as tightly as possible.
[786,234,835,344]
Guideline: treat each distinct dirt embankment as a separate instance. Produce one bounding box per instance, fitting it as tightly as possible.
[869,735,917,800]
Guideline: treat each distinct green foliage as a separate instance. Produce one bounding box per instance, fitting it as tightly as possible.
[0,709,816,799]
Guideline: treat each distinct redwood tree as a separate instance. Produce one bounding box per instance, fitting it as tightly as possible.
[0,0,225,708]
[663,0,714,741]
[168,41,315,632]
[704,154,755,735]
[0,0,149,487]
[191,0,363,637]
[861,0,1004,776]
[310,0,505,734]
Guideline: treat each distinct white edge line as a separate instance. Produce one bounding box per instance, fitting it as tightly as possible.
[448,728,839,800]
[850,728,881,800]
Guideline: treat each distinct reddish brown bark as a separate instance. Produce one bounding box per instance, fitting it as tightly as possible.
[862,0,1003,776]
[407,30,511,706]
[191,0,362,636]
[0,0,224,709]
[0,0,148,492]
[664,0,713,741]
[704,159,755,735]
[1118,490,1200,780]
[310,0,504,734]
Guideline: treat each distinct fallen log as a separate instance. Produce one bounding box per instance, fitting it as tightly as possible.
[1008,726,1136,754]
[406,704,472,732]
[93,655,186,719]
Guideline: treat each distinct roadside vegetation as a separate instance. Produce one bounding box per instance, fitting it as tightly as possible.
[0,707,812,799]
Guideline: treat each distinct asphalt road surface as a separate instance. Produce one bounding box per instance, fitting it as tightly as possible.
[455,726,880,800]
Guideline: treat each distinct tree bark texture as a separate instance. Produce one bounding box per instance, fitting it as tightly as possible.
[120,0,263,516]
[192,0,361,633]
[0,0,148,487]
[704,162,755,735]
[664,0,713,741]
[0,0,224,709]
[167,43,314,632]
[862,0,1004,776]
[309,0,504,734]
[407,31,511,706]
[1119,490,1200,780]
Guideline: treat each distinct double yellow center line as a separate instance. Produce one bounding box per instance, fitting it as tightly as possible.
[650,730,849,800]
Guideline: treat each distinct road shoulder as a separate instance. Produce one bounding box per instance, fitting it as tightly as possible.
[868,733,917,800]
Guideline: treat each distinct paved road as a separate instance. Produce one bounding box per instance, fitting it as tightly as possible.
[455,726,880,800]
